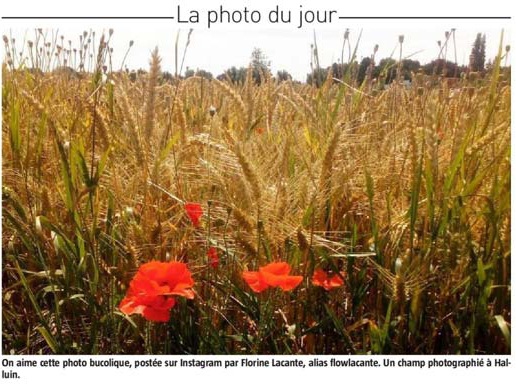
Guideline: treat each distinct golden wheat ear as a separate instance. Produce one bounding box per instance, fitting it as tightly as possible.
[144,47,161,145]
[367,257,434,304]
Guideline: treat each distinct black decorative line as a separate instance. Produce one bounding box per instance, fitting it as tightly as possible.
[337,16,510,19]
[2,16,175,20]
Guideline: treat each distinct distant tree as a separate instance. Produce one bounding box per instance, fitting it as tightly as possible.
[422,59,465,77]
[375,58,397,83]
[196,69,213,80]
[217,66,247,84]
[469,33,486,72]
[185,68,213,80]
[276,70,292,82]
[330,62,345,80]
[160,71,174,83]
[184,68,195,78]
[401,59,421,80]
[306,61,363,87]
[306,67,328,87]
[368,58,420,84]
[357,57,372,85]
[250,47,271,84]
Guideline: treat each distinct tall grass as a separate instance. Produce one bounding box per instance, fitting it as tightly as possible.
[1,31,511,355]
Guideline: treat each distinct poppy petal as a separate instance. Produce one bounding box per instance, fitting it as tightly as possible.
[311,268,344,291]
[207,246,219,268]
[119,296,139,315]
[142,307,172,322]
[119,260,195,322]
[329,275,344,288]
[278,275,303,291]
[242,271,269,293]
[165,262,195,297]
[243,261,302,293]
[261,262,291,276]
[185,202,203,227]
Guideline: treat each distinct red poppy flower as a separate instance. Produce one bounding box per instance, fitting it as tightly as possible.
[119,261,195,322]
[256,127,265,134]
[207,246,219,268]
[242,262,303,293]
[311,268,344,291]
[185,202,203,227]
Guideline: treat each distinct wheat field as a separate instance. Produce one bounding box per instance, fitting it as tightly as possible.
[1,31,511,354]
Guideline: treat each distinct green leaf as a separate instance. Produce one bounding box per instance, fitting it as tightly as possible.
[324,303,355,353]
[494,315,510,347]
[477,257,486,285]
[36,326,58,353]
[14,258,60,352]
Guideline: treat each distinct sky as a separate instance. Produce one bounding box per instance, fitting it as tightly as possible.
[3,25,511,81]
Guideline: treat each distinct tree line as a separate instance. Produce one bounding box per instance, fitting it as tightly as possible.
[150,33,507,86]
